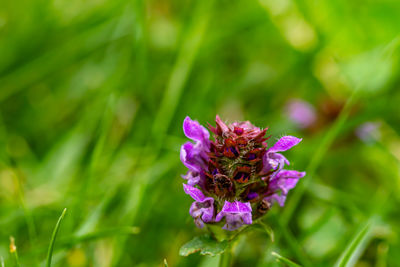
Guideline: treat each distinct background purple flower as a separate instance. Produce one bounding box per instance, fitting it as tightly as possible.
[286,99,317,129]
[355,121,381,143]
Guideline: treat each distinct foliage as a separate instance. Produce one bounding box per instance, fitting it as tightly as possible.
[0,0,400,266]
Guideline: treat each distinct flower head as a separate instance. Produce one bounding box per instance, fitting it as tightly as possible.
[181,116,305,231]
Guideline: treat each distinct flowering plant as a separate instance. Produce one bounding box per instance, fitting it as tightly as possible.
[180,116,305,232]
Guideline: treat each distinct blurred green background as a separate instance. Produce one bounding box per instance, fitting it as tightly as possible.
[1,0,400,266]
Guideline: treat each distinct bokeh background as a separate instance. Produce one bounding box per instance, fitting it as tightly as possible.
[1,0,400,266]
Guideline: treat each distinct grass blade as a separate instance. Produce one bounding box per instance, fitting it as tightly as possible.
[282,90,358,225]
[257,221,275,242]
[46,208,67,267]
[276,218,312,267]
[60,227,140,247]
[9,237,21,267]
[151,0,215,143]
[271,252,302,267]
[334,219,374,267]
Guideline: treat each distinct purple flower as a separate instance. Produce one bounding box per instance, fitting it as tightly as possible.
[183,116,210,147]
[183,184,215,228]
[355,121,381,143]
[264,170,305,207]
[216,201,252,231]
[262,136,302,173]
[180,117,211,185]
[286,99,317,129]
[181,171,202,187]
[180,116,305,231]
[269,136,302,153]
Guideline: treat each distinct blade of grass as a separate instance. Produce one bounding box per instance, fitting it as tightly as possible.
[299,208,335,241]
[46,208,67,267]
[110,154,177,266]
[24,226,140,259]
[334,218,375,267]
[111,1,214,265]
[9,236,21,267]
[282,90,359,226]
[276,218,312,267]
[283,39,399,226]
[271,251,302,267]
[0,112,38,243]
[13,169,38,251]
[75,186,119,236]
[59,226,140,248]
[151,0,215,144]
[73,93,117,224]
[257,221,275,242]
[0,12,130,103]
[0,112,39,266]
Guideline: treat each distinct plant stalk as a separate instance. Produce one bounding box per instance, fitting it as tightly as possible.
[219,246,233,267]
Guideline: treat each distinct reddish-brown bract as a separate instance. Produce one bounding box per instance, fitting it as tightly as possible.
[205,116,270,199]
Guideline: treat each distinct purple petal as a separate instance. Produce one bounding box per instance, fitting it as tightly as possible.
[269,136,302,153]
[183,116,210,144]
[197,201,214,222]
[222,213,252,231]
[217,201,251,216]
[189,198,214,225]
[215,201,252,231]
[181,171,201,186]
[262,152,289,173]
[276,170,305,191]
[184,185,215,229]
[269,170,305,194]
[264,194,287,207]
[193,217,205,228]
[183,184,205,202]
[180,142,207,173]
[241,212,253,225]
[265,170,305,207]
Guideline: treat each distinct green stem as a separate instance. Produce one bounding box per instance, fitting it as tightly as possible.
[219,246,233,267]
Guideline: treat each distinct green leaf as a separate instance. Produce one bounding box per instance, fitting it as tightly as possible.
[179,235,229,257]
[334,219,374,267]
[271,252,302,267]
